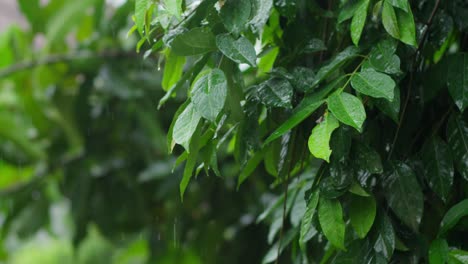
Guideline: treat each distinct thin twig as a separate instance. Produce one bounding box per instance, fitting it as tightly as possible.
[0,50,138,79]
[388,0,441,159]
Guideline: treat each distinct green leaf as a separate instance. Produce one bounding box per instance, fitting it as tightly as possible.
[353,143,384,175]
[388,0,409,12]
[220,0,252,34]
[338,0,362,23]
[258,47,279,75]
[373,212,395,260]
[449,249,468,264]
[308,113,340,162]
[299,190,320,251]
[375,85,400,123]
[439,199,468,236]
[264,76,344,145]
[351,0,370,46]
[421,137,454,202]
[257,78,294,109]
[46,0,98,45]
[170,27,216,56]
[351,69,395,101]
[191,69,228,122]
[164,0,182,19]
[369,38,401,75]
[249,0,273,33]
[216,34,257,66]
[429,239,449,264]
[447,114,468,181]
[162,50,186,91]
[135,0,149,35]
[382,1,416,46]
[382,1,400,39]
[312,46,359,89]
[349,195,376,238]
[327,92,366,132]
[383,162,423,232]
[173,103,202,152]
[446,53,468,112]
[319,198,346,250]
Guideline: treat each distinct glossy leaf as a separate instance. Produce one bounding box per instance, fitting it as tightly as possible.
[135,0,149,34]
[220,0,252,34]
[170,28,216,56]
[383,162,423,231]
[173,103,202,152]
[257,78,294,109]
[382,1,416,46]
[421,137,454,202]
[299,190,319,250]
[446,114,468,181]
[249,0,273,33]
[191,69,228,122]
[319,198,346,250]
[373,212,395,260]
[216,34,256,66]
[446,53,468,112]
[351,69,395,101]
[162,51,186,91]
[369,38,401,75]
[439,199,468,236]
[327,92,366,132]
[429,239,449,264]
[351,0,370,46]
[308,113,340,162]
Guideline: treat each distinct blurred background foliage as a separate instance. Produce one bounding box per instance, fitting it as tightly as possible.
[0,0,268,263]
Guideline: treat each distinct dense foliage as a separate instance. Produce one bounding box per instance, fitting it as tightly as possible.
[0,0,467,263]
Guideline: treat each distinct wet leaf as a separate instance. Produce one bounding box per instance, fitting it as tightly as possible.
[216,34,256,66]
[220,0,252,34]
[173,103,202,152]
[439,199,468,236]
[191,69,228,122]
[308,113,340,162]
[349,195,376,238]
[327,92,366,132]
[257,78,294,108]
[319,198,346,250]
[171,27,216,56]
[351,69,395,101]
[446,114,468,181]
[446,53,468,112]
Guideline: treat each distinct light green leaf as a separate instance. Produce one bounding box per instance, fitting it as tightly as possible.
[258,47,279,75]
[351,69,395,101]
[421,137,454,203]
[164,0,182,19]
[351,0,370,46]
[191,69,228,122]
[382,1,400,39]
[447,114,468,181]
[449,249,468,264]
[439,199,468,236]
[327,92,366,132]
[383,162,423,232]
[308,113,340,162]
[216,34,257,66]
[220,0,252,34]
[446,53,468,112]
[429,239,449,264]
[319,198,346,250]
[162,50,186,91]
[173,103,202,152]
[382,1,416,46]
[170,27,216,56]
[264,76,345,145]
[299,190,320,251]
[349,195,376,238]
[135,0,149,35]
